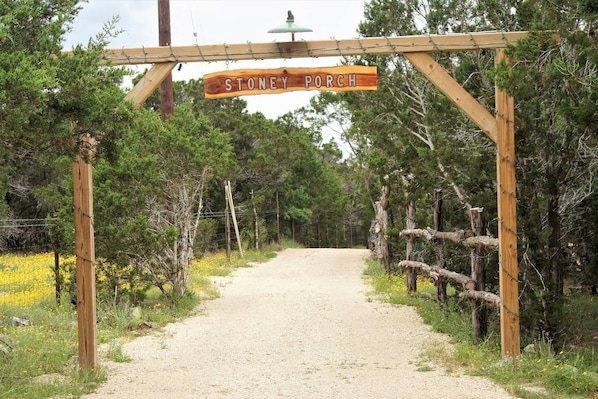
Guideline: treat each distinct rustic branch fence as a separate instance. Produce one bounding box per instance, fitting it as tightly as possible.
[393,191,501,343]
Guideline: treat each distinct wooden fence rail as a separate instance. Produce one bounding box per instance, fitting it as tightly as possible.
[398,260,501,308]
[392,194,498,344]
[399,228,498,249]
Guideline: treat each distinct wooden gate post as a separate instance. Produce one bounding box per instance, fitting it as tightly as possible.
[73,134,97,370]
[495,49,520,358]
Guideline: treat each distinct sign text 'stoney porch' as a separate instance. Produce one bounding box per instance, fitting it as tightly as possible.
[204,66,377,99]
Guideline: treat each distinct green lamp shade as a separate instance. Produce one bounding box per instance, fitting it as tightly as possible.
[268,11,313,34]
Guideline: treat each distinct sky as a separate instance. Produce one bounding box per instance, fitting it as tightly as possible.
[63,0,369,121]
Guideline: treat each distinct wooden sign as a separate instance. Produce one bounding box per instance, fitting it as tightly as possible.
[204,65,377,99]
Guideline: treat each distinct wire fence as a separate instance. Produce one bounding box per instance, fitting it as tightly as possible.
[0,215,369,308]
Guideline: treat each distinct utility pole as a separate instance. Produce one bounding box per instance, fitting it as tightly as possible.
[158,0,174,120]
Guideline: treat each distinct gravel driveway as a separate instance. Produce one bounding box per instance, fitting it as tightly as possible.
[82,248,517,399]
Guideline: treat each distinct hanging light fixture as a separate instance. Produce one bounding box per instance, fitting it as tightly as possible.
[267,10,313,41]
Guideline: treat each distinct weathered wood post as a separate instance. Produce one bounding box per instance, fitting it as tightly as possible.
[73,134,97,370]
[54,249,61,304]
[225,182,231,260]
[470,207,488,343]
[433,189,447,304]
[225,181,243,259]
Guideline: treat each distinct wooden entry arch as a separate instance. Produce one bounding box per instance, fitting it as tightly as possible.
[71,31,526,368]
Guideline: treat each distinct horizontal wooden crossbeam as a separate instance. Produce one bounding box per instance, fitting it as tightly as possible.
[96,31,529,65]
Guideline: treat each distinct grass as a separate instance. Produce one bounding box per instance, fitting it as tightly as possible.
[0,298,103,398]
[0,245,282,399]
[363,259,598,399]
[277,238,304,249]
[105,341,132,363]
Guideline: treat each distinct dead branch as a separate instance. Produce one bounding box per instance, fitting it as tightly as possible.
[399,228,434,240]
[399,228,497,249]
[461,290,501,308]
[399,260,476,291]
[463,235,498,249]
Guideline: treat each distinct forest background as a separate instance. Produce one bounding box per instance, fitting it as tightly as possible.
[0,0,597,369]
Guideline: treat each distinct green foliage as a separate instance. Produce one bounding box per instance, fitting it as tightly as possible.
[95,259,152,305]
[284,186,313,226]
[0,1,133,256]
[277,238,304,249]
[134,73,361,250]
[92,104,234,302]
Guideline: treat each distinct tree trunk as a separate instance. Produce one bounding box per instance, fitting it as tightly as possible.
[54,249,61,304]
[541,187,565,343]
[276,191,280,244]
[251,190,259,250]
[372,183,391,273]
[171,239,186,298]
[548,194,565,297]
[318,224,321,248]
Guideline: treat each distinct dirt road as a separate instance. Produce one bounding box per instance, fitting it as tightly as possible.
[83,248,516,399]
